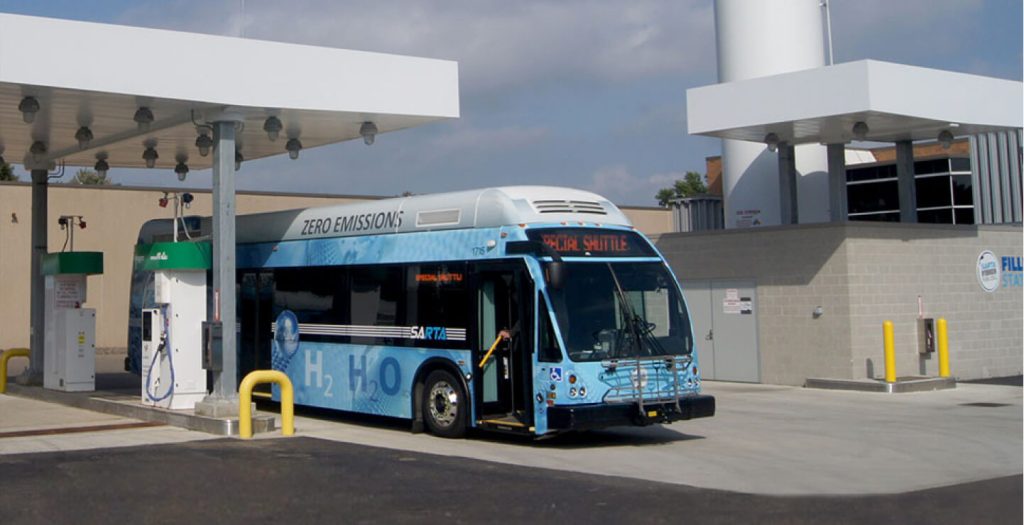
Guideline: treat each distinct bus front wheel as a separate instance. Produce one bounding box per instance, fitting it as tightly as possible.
[422,369,467,438]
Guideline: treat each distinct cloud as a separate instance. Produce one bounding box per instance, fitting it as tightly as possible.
[648,171,686,187]
[428,125,549,154]
[589,165,686,206]
[832,0,982,28]
[116,0,716,96]
[829,0,996,72]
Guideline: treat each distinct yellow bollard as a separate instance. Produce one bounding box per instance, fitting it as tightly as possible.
[883,321,896,383]
[238,370,294,439]
[0,348,31,394]
[937,318,950,378]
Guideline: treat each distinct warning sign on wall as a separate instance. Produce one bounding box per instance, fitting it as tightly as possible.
[55,277,85,309]
[723,296,753,315]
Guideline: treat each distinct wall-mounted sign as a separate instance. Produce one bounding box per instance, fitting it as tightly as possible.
[55,276,86,309]
[976,250,1000,292]
[723,296,752,315]
[735,209,762,228]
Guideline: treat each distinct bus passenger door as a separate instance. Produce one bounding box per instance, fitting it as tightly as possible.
[475,264,533,429]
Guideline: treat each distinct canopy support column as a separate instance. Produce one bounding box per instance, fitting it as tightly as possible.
[896,140,917,223]
[19,169,48,385]
[827,143,848,222]
[777,143,798,224]
[195,118,242,417]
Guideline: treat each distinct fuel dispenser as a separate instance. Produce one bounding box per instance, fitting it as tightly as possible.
[41,251,103,392]
[137,242,211,409]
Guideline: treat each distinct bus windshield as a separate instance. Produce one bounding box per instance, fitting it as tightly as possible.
[547,262,693,362]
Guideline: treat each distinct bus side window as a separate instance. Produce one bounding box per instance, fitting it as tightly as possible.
[538,293,562,363]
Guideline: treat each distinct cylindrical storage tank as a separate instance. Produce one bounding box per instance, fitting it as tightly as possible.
[714,0,828,228]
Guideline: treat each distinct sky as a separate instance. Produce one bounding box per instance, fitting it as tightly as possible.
[0,0,1021,206]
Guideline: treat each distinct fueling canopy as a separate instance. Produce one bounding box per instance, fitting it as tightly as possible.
[0,13,459,170]
[687,60,1022,146]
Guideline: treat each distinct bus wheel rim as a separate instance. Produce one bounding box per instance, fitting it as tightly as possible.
[429,381,458,427]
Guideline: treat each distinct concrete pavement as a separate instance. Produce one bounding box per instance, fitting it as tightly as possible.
[0,395,216,455]
[288,380,1023,496]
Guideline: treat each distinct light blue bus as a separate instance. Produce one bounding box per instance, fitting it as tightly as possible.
[129,186,714,437]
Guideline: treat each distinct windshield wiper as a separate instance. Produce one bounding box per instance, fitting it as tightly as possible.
[605,264,667,359]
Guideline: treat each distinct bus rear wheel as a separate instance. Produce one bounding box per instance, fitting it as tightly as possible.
[422,369,466,438]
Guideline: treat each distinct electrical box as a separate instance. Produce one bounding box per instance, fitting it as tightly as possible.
[202,321,223,372]
[42,252,103,393]
[43,308,96,392]
[141,270,208,409]
[918,318,936,354]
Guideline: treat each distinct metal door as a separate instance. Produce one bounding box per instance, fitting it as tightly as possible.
[681,279,760,382]
[710,280,759,382]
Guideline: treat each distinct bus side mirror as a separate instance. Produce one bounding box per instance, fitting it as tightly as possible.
[506,240,565,289]
[546,261,565,289]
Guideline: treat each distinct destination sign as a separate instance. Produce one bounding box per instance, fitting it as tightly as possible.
[526,228,655,257]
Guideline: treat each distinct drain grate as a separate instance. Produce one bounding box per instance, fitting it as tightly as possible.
[959,402,1010,408]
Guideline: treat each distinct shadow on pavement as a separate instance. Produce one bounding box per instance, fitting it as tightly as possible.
[258,399,702,448]
[0,437,1018,525]
[961,375,1023,387]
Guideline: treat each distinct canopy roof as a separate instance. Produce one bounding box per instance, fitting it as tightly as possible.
[0,13,459,169]
[687,60,1022,145]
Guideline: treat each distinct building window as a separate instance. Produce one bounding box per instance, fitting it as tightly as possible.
[846,157,973,224]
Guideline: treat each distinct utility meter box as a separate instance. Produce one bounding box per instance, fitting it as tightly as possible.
[42,252,103,392]
[137,242,211,410]
[918,318,936,355]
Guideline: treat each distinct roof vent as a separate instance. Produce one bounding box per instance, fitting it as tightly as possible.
[532,199,607,215]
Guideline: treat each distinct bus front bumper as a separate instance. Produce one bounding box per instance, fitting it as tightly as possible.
[546,394,715,431]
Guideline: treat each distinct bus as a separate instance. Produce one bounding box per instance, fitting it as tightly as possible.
[128,186,714,437]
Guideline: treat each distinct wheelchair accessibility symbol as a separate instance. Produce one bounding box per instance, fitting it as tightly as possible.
[550,367,563,382]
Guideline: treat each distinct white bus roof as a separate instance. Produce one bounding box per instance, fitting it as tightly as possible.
[234,186,633,244]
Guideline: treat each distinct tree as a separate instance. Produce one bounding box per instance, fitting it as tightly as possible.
[70,168,111,185]
[656,171,708,206]
[0,162,17,181]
